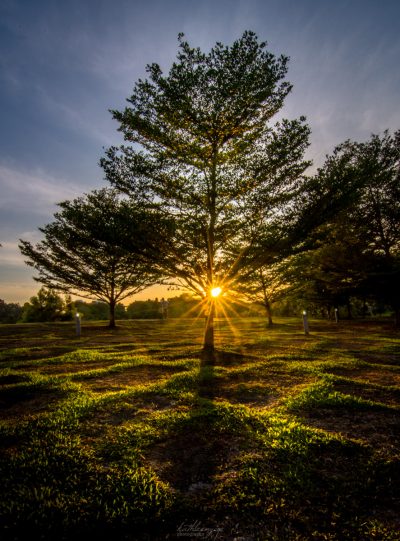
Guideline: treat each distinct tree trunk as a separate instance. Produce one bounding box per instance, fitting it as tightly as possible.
[109,300,116,328]
[202,299,215,363]
[346,301,353,320]
[264,300,273,327]
[202,139,217,363]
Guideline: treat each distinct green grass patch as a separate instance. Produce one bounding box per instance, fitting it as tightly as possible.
[0,317,399,539]
[284,379,394,412]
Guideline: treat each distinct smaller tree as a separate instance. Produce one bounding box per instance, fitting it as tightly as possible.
[19,189,162,327]
[21,287,71,322]
[237,261,293,327]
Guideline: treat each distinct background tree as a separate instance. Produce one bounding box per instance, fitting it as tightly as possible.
[167,293,203,318]
[236,260,294,327]
[102,31,317,355]
[287,228,367,318]
[74,300,128,321]
[21,287,72,322]
[126,299,161,319]
[0,300,23,324]
[19,189,162,328]
[347,130,400,325]
[288,130,400,324]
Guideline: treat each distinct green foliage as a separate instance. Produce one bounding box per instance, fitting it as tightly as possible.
[125,294,260,320]
[126,298,162,319]
[0,299,22,324]
[21,287,73,322]
[19,189,162,327]
[284,380,387,411]
[286,130,400,323]
[0,431,172,539]
[0,318,399,539]
[101,31,316,349]
[164,293,202,318]
[236,260,295,326]
[75,300,127,321]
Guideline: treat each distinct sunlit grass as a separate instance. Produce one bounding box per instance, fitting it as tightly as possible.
[0,317,399,539]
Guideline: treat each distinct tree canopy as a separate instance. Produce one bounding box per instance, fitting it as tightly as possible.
[19,189,162,327]
[0,300,23,324]
[101,31,318,351]
[21,287,73,323]
[17,32,399,336]
[281,130,400,324]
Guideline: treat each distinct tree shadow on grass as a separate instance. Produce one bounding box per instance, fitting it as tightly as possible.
[140,350,249,533]
[0,383,71,420]
[146,359,227,489]
[141,345,400,540]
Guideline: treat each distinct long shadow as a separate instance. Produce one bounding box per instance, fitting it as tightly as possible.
[140,347,253,540]
[0,322,86,358]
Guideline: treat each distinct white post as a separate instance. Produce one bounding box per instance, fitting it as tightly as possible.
[302,310,309,335]
[334,308,338,323]
[75,312,81,337]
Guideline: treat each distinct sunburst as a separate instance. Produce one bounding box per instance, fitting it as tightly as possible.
[211,287,222,298]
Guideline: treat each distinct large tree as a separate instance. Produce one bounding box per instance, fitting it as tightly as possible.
[287,225,369,318]
[102,31,316,354]
[19,189,163,328]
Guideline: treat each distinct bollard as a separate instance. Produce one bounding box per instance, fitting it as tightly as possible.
[334,308,338,323]
[302,310,310,335]
[75,312,81,338]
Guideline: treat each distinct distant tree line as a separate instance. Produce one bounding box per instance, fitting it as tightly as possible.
[1,283,395,325]
[0,300,23,324]
[1,289,263,324]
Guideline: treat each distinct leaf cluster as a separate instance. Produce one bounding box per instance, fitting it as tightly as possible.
[101,31,312,296]
[19,189,163,305]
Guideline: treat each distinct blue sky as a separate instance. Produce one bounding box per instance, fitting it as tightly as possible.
[1,0,399,303]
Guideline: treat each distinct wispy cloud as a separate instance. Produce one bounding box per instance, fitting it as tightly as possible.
[0,281,37,305]
[34,85,119,147]
[0,231,43,265]
[0,238,39,303]
[0,241,24,266]
[0,164,84,216]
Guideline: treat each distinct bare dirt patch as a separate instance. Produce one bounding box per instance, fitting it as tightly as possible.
[352,351,400,366]
[213,382,278,406]
[332,368,400,387]
[39,359,118,374]
[0,374,29,385]
[81,365,180,392]
[0,389,65,419]
[214,372,315,406]
[303,408,400,457]
[333,380,400,407]
[146,431,244,492]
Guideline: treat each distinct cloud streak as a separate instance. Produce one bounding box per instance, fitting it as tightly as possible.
[0,164,85,216]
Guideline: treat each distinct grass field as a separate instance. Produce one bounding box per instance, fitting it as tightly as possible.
[0,317,399,540]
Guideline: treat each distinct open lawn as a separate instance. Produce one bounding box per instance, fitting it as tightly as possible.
[0,317,399,540]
